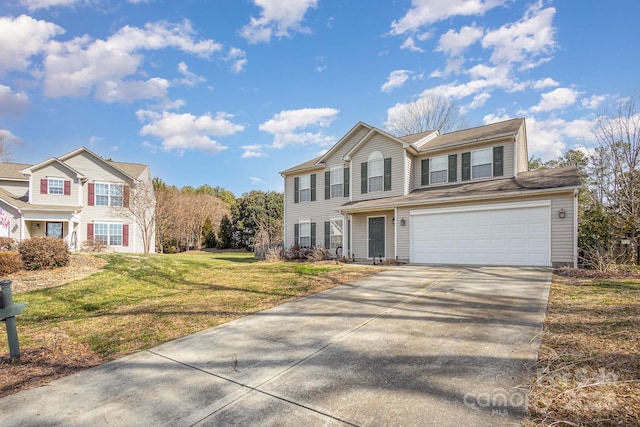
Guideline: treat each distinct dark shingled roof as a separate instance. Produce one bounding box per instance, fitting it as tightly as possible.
[420,117,524,152]
[280,156,324,175]
[0,163,31,180]
[399,130,438,144]
[340,166,581,211]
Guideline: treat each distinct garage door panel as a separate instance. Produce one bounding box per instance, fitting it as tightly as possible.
[411,204,550,266]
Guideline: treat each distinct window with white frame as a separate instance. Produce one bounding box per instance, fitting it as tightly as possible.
[95,183,123,207]
[48,178,64,195]
[330,167,343,198]
[368,151,383,192]
[471,148,492,179]
[94,223,123,246]
[430,156,448,184]
[299,175,311,202]
[330,218,343,251]
[299,221,311,247]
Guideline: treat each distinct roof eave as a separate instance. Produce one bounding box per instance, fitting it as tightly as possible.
[420,131,518,154]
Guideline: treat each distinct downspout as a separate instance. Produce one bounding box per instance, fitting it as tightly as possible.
[573,188,578,268]
[394,207,398,261]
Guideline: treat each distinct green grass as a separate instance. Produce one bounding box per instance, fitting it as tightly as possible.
[3,252,373,361]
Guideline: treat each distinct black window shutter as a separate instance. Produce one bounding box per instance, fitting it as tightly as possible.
[325,171,330,200]
[421,159,429,186]
[310,174,316,201]
[294,177,299,203]
[310,222,316,247]
[294,223,299,245]
[493,146,504,177]
[343,167,349,197]
[361,162,368,194]
[324,221,330,248]
[462,152,471,181]
[448,154,457,182]
[384,158,392,191]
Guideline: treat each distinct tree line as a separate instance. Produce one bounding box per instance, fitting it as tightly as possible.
[152,178,283,253]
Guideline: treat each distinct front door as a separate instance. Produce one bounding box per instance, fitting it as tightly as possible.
[368,217,385,258]
[46,222,63,239]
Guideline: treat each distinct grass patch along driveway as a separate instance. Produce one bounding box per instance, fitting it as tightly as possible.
[0,251,375,397]
[525,272,640,426]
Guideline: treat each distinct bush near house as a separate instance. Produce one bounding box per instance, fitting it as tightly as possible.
[18,237,70,270]
[0,251,23,275]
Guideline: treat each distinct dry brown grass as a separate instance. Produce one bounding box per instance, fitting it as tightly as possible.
[524,271,640,426]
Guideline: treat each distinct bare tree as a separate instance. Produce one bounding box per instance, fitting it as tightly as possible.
[110,179,156,254]
[590,95,640,264]
[385,95,468,136]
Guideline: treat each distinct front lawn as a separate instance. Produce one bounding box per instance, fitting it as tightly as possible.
[0,252,375,396]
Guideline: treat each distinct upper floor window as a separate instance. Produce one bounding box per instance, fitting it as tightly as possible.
[471,148,492,179]
[368,151,384,192]
[299,175,311,202]
[48,178,64,195]
[430,156,448,184]
[330,167,343,198]
[95,183,123,207]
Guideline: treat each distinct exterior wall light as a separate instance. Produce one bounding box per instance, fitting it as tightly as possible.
[400,218,406,226]
[558,208,566,219]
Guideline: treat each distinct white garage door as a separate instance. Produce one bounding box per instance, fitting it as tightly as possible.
[410,201,550,266]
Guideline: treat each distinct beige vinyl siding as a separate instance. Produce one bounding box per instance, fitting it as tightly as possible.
[349,210,394,260]
[414,141,515,189]
[405,151,413,194]
[29,163,80,205]
[351,133,406,202]
[0,202,21,240]
[515,123,529,173]
[394,191,575,265]
[0,181,28,198]
[324,127,370,169]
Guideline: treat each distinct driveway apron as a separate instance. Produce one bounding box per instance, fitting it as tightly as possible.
[0,266,551,426]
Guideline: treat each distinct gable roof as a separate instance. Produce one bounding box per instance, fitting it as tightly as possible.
[109,161,148,179]
[420,118,525,152]
[399,130,438,144]
[339,165,581,213]
[58,146,140,180]
[280,156,324,176]
[0,163,31,181]
[0,186,80,213]
[21,158,86,179]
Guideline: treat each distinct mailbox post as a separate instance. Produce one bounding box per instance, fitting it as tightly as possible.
[0,280,27,360]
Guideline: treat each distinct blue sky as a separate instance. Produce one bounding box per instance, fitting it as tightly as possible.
[0,0,638,196]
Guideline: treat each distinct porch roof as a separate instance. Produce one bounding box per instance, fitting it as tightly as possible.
[338,166,581,213]
[0,187,80,213]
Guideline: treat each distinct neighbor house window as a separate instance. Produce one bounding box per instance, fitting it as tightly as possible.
[471,148,492,179]
[430,156,448,184]
[94,223,123,246]
[330,218,343,251]
[299,221,311,247]
[330,167,343,198]
[48,178,64,195]
[299,175,311,202]
[95,183,123,207]
[368,151,384,192]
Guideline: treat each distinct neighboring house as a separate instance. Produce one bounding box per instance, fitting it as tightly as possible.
[0,147,155,254]
[280,118,581,267]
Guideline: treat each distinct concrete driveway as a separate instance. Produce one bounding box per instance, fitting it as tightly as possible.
[0,266,551,426]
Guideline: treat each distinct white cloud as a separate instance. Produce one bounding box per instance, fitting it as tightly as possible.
[524,116,595,160]
[533,77,559,89]
[176,62,206,86]
[226,48,247,73]
[381,70,412,93]
[391,0,505,35]
[437,25,483,57]
[462,91,491,112]
[138,110,244,154]
[250,177,263,185]
[241,144,268,158]
[44,20,221,102]
[581,94,607,110]
[19,0,80,10]
[530,87,581,113]
[259,107,338,149]
[0,85,30,116]
[0,15,64,75]
[400,36,424,52]
[481,3,556,67]
[240,0,319,44]
[0,129,24,146]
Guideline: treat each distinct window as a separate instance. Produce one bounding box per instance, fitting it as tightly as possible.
[95,183,123,207]
[368,151,383,192]
[330,168,343,198]
[330,219,343,251]
[430,156,448,184]
[46,222,63,239]
[299,222,311,247]
[94,223,123,246]
[48,178,63,195]
[299,175,311,202]
[472,148,492,179]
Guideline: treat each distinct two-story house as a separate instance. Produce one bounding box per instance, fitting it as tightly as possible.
[0,147,155,253]
[281,118,581,267]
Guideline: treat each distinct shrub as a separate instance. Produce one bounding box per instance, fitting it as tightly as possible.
[81,239,107,253]
[264,246,284,262]
[284,244,301,261]
[0,251,22,274]
[0,237,16,251]
[18,237,70,270]
[307,247,328,262]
